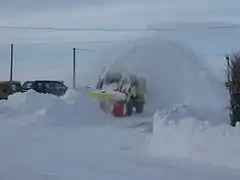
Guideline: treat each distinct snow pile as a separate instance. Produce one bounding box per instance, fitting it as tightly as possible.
[148,105,240,170]
[0,90,107,127]
[0,90,58,123]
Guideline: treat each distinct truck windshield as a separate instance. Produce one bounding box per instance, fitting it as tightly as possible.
[105,72,122,84]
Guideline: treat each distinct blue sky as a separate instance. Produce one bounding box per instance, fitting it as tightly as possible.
[0,0,240,44]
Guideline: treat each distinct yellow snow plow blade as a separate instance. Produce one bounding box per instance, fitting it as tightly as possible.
[86,88,126,100]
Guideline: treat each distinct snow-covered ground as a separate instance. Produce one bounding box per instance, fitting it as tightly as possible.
[0,89,240,180]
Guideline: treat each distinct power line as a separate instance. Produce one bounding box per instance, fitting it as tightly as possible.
[198,54,226,57]
[1,24,240,32]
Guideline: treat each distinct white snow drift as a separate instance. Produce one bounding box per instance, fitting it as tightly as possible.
[0,90,107,127]
[149,104,240,170]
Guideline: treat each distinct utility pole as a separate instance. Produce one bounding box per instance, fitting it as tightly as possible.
[73,47,76,89]
[10,44,14,81]
[72,47,91,90]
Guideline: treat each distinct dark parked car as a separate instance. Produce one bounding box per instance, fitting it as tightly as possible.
[22,80,68,97]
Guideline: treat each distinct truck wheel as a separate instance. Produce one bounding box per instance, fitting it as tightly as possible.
[126,100,133,116]
[135,101,144,113]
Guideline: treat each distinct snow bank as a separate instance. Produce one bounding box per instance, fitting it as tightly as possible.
[0,90,58,123]
[0,90,108,127]
[149,105,240,170]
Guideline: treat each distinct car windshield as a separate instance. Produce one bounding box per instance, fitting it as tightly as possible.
[11,83,22,92]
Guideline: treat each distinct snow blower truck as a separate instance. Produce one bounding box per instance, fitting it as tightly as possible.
[85,69,147,117]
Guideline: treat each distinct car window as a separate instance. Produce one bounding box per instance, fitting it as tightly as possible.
[45,83,51,89]
[11,83,22,92]
[56,84,67,91]
[37,83,42,87]
[55,83,61,89]
[24,82,32,89]
[11,84,17,92]
[36,82,45,89]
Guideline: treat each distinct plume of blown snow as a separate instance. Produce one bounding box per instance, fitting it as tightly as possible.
[109,37,228,114]
[148,106,240,170]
